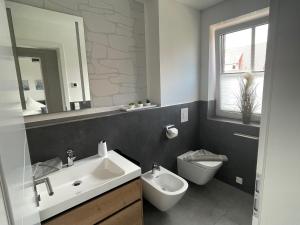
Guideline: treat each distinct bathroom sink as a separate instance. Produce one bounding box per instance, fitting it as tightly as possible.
[91,158,125,180]
[36,151,141,221]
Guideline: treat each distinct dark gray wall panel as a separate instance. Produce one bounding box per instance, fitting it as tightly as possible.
[26,102,200,173]
[199,101,259,194]
[26,100,259,194]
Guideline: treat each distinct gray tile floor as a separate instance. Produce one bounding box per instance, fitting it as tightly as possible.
[143,179,254,225]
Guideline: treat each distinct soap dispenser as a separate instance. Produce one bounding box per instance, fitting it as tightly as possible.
[98,140,108,158]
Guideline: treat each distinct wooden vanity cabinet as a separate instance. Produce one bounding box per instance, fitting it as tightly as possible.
[96,201,143,225]
[43,179,143,225]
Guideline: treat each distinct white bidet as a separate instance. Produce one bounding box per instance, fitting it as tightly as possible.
[141,166,188,211]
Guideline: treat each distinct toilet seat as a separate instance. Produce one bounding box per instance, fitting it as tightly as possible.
[178,151,223,169]
[191,161,222,169]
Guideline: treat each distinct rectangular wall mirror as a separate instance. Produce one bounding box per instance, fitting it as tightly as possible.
[6,1,91,116]
[6,0,147,123]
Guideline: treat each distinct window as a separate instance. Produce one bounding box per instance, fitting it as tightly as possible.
[216,19,269,120]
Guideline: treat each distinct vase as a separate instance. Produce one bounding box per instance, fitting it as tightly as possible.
[242,113,251,124]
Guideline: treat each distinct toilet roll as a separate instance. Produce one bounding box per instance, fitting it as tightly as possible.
[166,127,178,139]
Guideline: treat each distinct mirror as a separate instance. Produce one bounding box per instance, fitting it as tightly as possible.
[7,1,91,116]
[6,0,148,121]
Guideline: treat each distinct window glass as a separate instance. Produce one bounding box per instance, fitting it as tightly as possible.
[254,24,269,71]
[220,73,264,114]
[220,74,241,111]
[218,22,269,116]
[223,28,252,73]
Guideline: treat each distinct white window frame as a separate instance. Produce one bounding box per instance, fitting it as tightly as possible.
[215,17,269,122]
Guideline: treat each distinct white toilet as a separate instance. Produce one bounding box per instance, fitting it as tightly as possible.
[177,151,223,185]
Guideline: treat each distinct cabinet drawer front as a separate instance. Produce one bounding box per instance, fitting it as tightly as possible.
[97,201,143,225]
[43,179,142,225]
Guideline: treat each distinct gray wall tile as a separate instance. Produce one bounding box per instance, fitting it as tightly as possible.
[26,102,200,173]
[26,101,259,194]
[199,101,259,194]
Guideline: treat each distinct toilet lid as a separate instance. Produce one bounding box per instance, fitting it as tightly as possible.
[191,161,222,168]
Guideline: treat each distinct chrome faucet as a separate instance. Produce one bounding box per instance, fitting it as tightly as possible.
[152,162,160,174]
[33,177,54,207]
[66,149,76,167]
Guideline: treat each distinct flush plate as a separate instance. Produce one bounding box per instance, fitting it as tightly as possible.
[181,108,189,123]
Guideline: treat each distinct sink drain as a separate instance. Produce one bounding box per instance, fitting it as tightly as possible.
[73,180,82,187]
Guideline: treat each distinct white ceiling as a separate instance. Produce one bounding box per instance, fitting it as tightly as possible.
[175,0,225,10]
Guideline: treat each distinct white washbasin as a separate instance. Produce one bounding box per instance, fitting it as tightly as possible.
[142,166,188,211]
[37,151,141,221]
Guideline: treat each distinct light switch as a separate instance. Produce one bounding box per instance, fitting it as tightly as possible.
[181,108,188,123]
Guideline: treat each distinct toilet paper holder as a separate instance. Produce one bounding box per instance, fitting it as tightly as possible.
[165,125,178,139]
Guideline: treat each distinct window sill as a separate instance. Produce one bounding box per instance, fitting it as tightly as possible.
[207,116,260,128]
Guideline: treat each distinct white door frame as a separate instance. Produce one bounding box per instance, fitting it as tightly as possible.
[0,0,41,224]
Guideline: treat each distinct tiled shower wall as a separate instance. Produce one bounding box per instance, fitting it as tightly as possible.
[10,0,147,107]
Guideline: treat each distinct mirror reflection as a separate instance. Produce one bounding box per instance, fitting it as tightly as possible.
[7,1,91,116]
[20,56,47,115]
[19,49,64,115]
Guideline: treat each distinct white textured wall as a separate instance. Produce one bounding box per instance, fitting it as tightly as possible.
[200,0,269,101]
[159,0,201,106]
[10,0,147,107]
